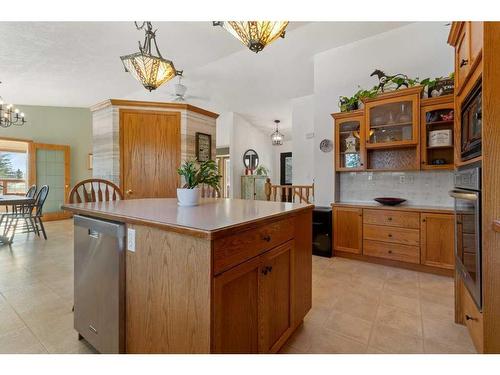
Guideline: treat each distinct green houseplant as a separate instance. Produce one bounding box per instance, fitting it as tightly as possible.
[255,165,269,176]
[177,159,221,206]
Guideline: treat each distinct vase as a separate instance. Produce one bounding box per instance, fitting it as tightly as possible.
[177,187,200,206]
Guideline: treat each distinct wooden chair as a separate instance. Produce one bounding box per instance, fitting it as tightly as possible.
[264,178,314,204]
[200,184,221,198]
[69,178,123,203]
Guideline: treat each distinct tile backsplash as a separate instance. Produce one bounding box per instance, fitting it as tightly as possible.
[339,171,454,207]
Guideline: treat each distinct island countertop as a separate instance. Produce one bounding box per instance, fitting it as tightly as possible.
[62,198,314,240]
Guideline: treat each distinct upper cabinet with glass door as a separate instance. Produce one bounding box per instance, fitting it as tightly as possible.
[364,87,422,148]
[333,110,365,171]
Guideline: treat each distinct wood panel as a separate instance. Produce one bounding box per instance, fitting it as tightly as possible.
[462,282,484,353]
[363,240,420,264]
[213,255,260,353]
[125,224,211,353]
[292,210,312,327]
[363,224,420,246]
[333,207,362,254]
[363,209,420,229]
[482,21,500,353]
[120,109,181,199]
[259,241,293,353]
[470,22,484,67]
[420,213,455,269]
[213,216,294,275]
[455,23,470,91]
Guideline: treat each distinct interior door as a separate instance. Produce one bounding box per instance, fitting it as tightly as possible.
[120,110,181,199]
[258,241,293,353]
[28,143,71,221]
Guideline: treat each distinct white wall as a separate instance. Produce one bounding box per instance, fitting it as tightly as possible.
[311,22,454,206]
[216,112,233,148]
[291,95,315,185]
[230,113,278,198]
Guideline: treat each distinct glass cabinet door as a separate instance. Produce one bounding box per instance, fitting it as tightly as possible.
[365,93,419,147]
[335,115,365,171]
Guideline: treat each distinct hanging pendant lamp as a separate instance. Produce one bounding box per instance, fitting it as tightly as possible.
[271,120,284,146]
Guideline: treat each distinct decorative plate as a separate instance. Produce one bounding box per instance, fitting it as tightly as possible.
[319,139,333,153]
[374,197,407,206]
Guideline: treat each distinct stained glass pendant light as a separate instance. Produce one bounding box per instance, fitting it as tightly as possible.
[271,120,284,146]
[213,21,289,53]
[120,22,177,91]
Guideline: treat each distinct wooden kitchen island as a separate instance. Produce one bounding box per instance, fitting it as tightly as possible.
[62,198,313,354]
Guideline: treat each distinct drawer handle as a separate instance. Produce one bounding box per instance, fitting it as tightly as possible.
[460,58,469,67]
[388,250,393,254]
[262,234,271,242]
[388,233,393,238]
[465,314,477,321]
[387,217,392,221]
[261,266,273,275]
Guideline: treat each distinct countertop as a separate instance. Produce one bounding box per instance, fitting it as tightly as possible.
[62,198,314,239]
[331,201,454,214]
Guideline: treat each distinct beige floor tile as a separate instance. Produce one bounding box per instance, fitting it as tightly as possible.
[323,309,373,344]
[0,327,47,353]
[375,305,423,337]
[369,323,424,353]
[278,343,307,354]
[424,338,476,354]
[422,317,474,348]
[420,299,454,321]
[0,295,26,337]
[284,322,322,352]
[331,292,380,322]
[380,290,421,316]
[307,328,367,354]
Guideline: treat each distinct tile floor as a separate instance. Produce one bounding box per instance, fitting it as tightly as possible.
[0,220,476,354]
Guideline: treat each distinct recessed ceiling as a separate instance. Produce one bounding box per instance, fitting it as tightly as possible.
[0,21,410,134]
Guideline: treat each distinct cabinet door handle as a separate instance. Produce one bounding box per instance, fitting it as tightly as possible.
[267,266,273,273]
[388,250,393,254]
[262,234,271,242]
[465,314,477,321]
[387,217,392,221]
[388,233,393,238]
[460,59,469,67]
[261,268,268,275]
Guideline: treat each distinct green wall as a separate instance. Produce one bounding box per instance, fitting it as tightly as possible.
[0,105,92,186]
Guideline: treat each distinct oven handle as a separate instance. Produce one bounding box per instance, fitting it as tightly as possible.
[449,189,478,201]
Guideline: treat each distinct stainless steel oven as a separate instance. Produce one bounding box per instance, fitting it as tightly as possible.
[450,162,481,309]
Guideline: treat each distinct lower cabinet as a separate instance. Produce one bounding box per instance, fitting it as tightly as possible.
[420,213,455,269]
[213,240,293,353]
[333,207,362,254]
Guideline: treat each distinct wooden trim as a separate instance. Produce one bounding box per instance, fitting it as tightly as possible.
[448,21,465,46]
[331,202,454,214]
[493,220,500,233]
[91,99,219,119]
[420,94,455,107]
[362,85,423,103]
[331,109,364,120]
[334,250,453,277]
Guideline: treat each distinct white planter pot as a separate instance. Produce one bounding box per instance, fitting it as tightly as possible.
[177,188,200,206]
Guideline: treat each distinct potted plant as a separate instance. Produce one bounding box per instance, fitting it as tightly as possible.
[255,165,269,176]
[339,95,358,112]
[177,159,221,206]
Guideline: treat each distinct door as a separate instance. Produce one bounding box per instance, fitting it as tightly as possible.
[420,213,455,269]
[259,241,293,353]
[280,152,292,185]
[333,207,362,254]
[120,110,181,199]
[213,255,261,353]
[28,142,71,221]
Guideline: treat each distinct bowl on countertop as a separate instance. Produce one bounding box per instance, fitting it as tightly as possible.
[374,197,407,206]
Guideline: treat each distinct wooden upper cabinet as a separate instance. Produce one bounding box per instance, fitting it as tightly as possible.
[456,24,471,91]
[333,110,366,171]
[333,207,362,254]
[213,255,261,353]
[420,96,455,170]
[470,22,483,65]
[258,241,293,353]
[420,213,455,269]
[364,88,421,149]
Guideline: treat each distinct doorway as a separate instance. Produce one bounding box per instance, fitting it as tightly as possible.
[280,152,292,185]
[216,154,230,198]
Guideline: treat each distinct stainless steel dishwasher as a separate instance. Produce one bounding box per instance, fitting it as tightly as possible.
[74,215,125,354]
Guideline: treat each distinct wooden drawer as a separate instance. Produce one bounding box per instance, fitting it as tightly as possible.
[462,284,484,353]
[213,217,294,275]
[363,240,420,264]
[363,224,420,246]
[363,209,420,229]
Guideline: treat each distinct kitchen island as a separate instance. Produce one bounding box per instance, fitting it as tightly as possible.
[62,198,313,354]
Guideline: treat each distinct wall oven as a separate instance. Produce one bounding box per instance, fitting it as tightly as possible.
[460,79,482,161]
[450,162,481,309]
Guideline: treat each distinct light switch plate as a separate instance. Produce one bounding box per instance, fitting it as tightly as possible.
[127,228,136,252]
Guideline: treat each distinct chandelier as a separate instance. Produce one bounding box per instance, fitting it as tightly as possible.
[120,22,178,91]
[271,120,284,146]
[0,85,26,128]
[213,21,289,53]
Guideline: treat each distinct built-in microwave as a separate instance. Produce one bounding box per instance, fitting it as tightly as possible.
[460,80,482,161]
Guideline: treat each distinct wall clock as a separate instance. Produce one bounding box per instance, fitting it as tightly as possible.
[319,139,333,153]
[195,132,212,162]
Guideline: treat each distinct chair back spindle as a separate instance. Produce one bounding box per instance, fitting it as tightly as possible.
[69,179,123,204]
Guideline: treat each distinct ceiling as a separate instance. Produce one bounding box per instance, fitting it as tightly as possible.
[0,21,410,136]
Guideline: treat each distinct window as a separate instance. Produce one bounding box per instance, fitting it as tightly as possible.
[0,140,29,195]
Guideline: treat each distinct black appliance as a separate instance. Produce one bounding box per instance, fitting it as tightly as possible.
[450,162,482,309]
[312,207,332,257]
[460,80,482,161]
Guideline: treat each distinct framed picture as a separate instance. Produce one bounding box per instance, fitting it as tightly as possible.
[195,132,211,162]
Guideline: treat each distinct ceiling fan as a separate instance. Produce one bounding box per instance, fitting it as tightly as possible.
[167,71,208,103]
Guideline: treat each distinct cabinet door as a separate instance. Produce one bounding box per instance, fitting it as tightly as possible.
[420,213,455,269]
[259,241,293,353]
[213,255,261,353]
[335,115,366,171]
[333,207,362,254]
[469,22,483,66]
[456,24,470,91]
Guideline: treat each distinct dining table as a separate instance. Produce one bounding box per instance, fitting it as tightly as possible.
[0,195,36,245]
